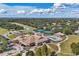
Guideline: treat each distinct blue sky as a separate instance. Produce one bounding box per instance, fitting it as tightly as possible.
[0,3,79,18]
[5,3,53,9]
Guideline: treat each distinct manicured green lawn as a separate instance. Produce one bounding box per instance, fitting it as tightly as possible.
[8,34,16,39]
[0,27,8,35]
[60,35,79,55]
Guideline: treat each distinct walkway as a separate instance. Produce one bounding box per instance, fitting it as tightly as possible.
[56,35,69,54]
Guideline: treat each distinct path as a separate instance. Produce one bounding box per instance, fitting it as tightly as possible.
[56,36,69,54]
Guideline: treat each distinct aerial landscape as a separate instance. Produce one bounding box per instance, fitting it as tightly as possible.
[0,3,79,56]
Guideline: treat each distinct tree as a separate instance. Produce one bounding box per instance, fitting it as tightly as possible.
[42,44,49,56]
[71,43,76,54]
[63,26,72,35]
[26,50,35,56]
[0,48,3,53]
[71,42,79,55]
[35,44,50,56]
[16,53,22,56]
[36,47,42,56]
[50,51,57,56]
[35,44,56,56]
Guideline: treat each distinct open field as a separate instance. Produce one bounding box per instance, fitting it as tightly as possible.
[60,35,79,55]
[8,34,16,39]
[11,22,36,32]
[0,28,8,35]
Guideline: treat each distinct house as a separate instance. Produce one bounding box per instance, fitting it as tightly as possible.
[9,31,21,36]
[74,30,79,35]
[48,35,62,42]
[0,42,3,45]
[54,32,65,37]
[48,32,65,42]
[12,32,50,47]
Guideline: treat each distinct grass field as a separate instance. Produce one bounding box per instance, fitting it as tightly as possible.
[8,34,16,39]
[0,27,8,35]
[11,22,35,32]
[60,35,79,55]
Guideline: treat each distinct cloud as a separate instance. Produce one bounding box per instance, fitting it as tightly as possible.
[0,3,79,18]
[50,3,79,18]
[52,3,79,13]
[53,3,62,8]
[17,10,25,14]
[52,3,62,12]
[29,8,52,15]
[0,4,36,15]
[0,9,6,13]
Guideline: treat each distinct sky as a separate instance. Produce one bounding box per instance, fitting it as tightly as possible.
[0,3,79,18]
[5,3,53,9]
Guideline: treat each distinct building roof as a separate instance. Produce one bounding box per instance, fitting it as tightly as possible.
[19,34,48,45]
[48,35,62,42]
[54,32,65,36]
[75,30,79,33]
